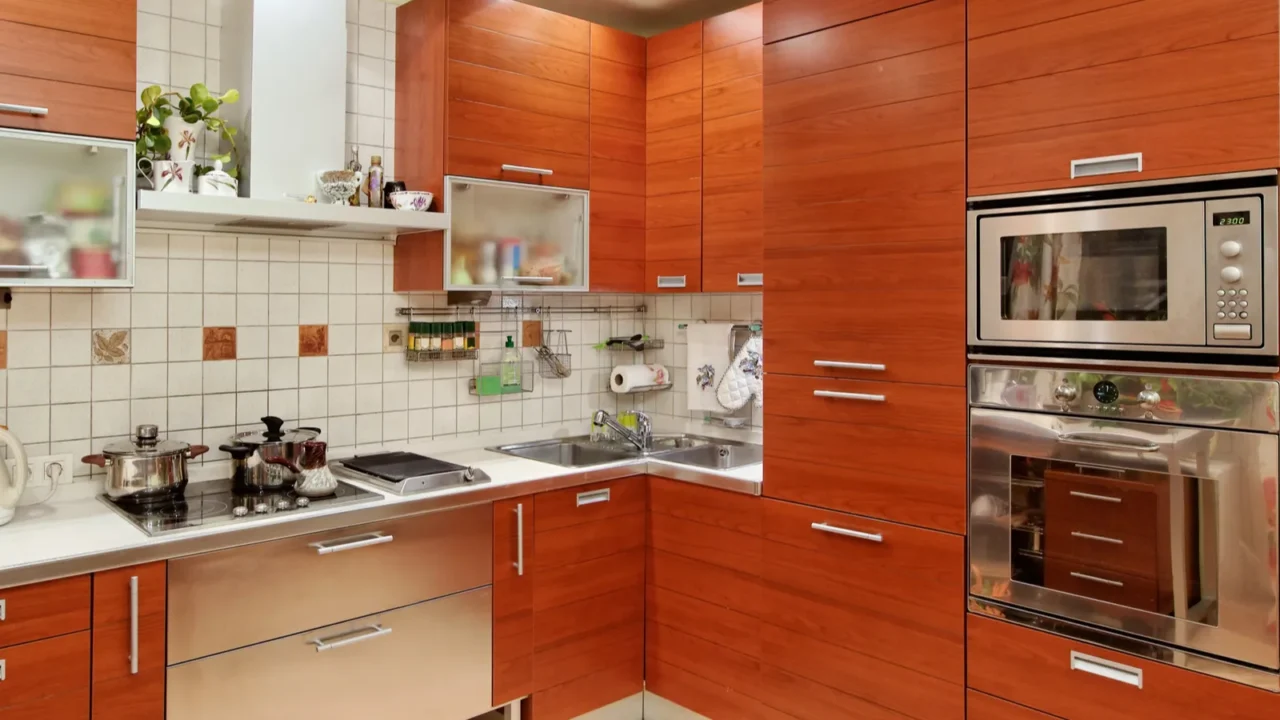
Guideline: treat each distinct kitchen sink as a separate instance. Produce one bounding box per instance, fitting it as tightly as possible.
[650,434,717,451]
[656,444,764,470]
[490,438,637,467]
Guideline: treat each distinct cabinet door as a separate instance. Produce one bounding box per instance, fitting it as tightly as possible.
[0,575,89,649]
[92,562,165,720]
[493,497,534,707]
[969,690,1062,720]
[0,631,90,718]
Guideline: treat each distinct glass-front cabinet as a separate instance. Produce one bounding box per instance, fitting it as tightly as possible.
[0,128,135,287]
[444,176,588,291]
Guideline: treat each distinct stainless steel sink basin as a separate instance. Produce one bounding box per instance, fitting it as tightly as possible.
[650,434,717,451]
[490,438,637,467]
[657,443,764,470]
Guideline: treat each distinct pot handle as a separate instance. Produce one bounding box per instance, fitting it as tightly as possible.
[296,427,323,434]
[188,445,210,459]
[82,454,110,468]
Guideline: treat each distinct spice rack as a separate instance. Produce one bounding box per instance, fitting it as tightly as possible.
[405,320,479,363]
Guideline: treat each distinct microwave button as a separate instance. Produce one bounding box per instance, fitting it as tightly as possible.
[1228,301,1237,308]
[1217,289,1227,296]
[1242,312,1250,319]
[1229,312,1239,319]
[1228,289,1238,296]
[1217,300,1226,308]
[1214,324,1253,341]
[1221,240,1243,258]
[1241,289,1249,296]
[1221,266,1244,283]
[1217,312,1227,319]
[1241,300,1249,308]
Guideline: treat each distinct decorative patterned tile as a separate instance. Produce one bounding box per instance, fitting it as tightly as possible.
[91,329,131,365]
[299,325,329,357]
[203,326,237,361]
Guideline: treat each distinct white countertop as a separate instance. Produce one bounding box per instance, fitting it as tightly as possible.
[0,438,761,584]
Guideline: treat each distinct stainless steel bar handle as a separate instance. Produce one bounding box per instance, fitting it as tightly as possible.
[577,488,611,507]
[1071,530,1124,545]
[1069,650,1143,689]
[0,658,5,682]
[1070,571,1124,588]
[0,265,51,273]
[737,272,764,287]
[1070,490,1122,504]
[811,522,883,543]
[813,390,886,402]
[813,360,886,371]
[656,275,687,288]
[0,598,6,621]
[1070,152,1142,179]
[309,532,394,555]
[514,503,525,577]
[310,624,393,653]
[0,103,49,116]
[129,575,139,675]
[501,164,554,176]
[503,276,555,284]
[1058,433,1159,453]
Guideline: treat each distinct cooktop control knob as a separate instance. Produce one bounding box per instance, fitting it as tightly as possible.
[1221,240,1243,258]
[1052,383,1078,404]
[232,505,249,518]
[1138,388,1162,411]
[254,502,270,515]
[295,496,311,507]
[276,499,293,511]
[1221,266,1244,283]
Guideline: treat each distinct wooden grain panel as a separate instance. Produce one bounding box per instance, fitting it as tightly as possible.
[591,23,645,66]
[590,89,646,132]
[648,659,795,720]
[535,512,644,569]
[968,0,1276,89]
[448,60,589,121]
[392,232,445,292]
[0,20,132,91]
[533,548,644,610]
[646,192,701,230]
[766,0,961,85]
[706,74,763,120]
[705,110,762,158]
[493,497,534,706]
[967,615,1280,720]
[703,191,762,236]
[649,477,763,535]
[590,258,644,292]
[528,652,643,720]
[448,99,589,156]
[396,0,447,201]
[648,548,762,617]
[763,0,923,44]
[704,41,763,87]
[646,224,702,261]
[704,155,763,192]
[766,43,963,126]
[591,157,645,196]
[591,56,645,99]
[761,499,965,683]
[649,512,761,575]
[767,140,961,206]
[647,88,702,131]
[1043,558,1159,612]
[767,92,961,166]
[537,620,643,691]
[967,0,1135,39]
[449,0,589,53]
[647,621,759,691]
[448,22,590,88]
[0,74,133,139]
[0,576,90,649]
[0,689,88,720]
[91,563,165,627]
[756,663,937,720]
[703,250,763,292]
[591,123,645,164]
[647,584,759,658]
[705,3,764,51]
[968,95,1280,194]
[534,477,645,531]
[648,21,703,67]
[590,192,645,230]
[91,613,165,684]
[91,669,161,720]
[446,137,590,189]
[536,587,644,652]
[0,631,89,710]
[646,259,703,292]
[647,157,702,196]
[647,55,702,100]
[647,123,702,164]
[968,691,1062,720]
[0,0,133,42]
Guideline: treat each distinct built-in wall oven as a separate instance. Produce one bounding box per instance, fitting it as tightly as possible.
[967,171,1279,371]
[969,365,1280,688]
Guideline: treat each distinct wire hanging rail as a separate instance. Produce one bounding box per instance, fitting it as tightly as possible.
[396,304,647,318]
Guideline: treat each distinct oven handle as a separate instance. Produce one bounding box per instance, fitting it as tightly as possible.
[1057,433,1159,453]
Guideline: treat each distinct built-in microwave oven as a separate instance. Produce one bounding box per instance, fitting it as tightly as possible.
[967,172,1279,371]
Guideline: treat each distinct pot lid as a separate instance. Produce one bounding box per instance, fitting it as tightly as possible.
[103,424,192,458]
[233,416,321,446]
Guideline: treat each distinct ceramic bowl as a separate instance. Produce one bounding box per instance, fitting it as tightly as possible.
[389,191,433,211]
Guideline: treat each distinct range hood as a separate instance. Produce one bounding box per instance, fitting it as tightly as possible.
[136,191,448,239]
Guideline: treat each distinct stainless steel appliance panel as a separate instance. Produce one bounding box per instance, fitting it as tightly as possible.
[167,586,493,720]
[167,503,492,664]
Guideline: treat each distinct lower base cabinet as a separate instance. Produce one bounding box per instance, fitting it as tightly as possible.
[0,632,90,719]
[92,562,166,720]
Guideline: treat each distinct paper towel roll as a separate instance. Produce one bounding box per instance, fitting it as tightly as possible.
[610,364,670,393]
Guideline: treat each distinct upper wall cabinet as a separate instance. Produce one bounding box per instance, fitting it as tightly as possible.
[967,0,1280,194]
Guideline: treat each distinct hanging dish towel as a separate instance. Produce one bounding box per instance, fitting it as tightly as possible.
[686,323,736,412]
[716,335,763,411]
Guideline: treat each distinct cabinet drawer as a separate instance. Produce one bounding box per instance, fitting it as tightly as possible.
[1044,473,1159,577]
[446,137,589,189]
[968,690,1061,720]
[534,477,645,531]
[760,499,965,684]
[0,575,90,649]
[764,375,967,533]
[1043,558,1158,612]
[0,74,134,139]
[168,504,492,664]
[168,588,492,720]
[0,631,90,712]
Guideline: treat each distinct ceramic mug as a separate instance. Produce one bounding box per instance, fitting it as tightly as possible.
[138,158,195,193]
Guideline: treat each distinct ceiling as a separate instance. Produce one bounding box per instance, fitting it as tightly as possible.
[515,0,757,36]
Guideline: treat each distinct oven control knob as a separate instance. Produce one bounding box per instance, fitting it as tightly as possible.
[295,496,311,508]
[1052,383,1078,404]
[1138,388,1162,410]
[254,502,270,515]
[232,505,249,518]
[1221,240,1243,258]
[276,499,293,511]
[1221,266,1243,283]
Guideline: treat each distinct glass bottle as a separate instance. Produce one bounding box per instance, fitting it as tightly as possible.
[365,155,384,208]
[429,323,442,352]
[465,321,477,350]
[441,322,455,351]
[453,322,465,351]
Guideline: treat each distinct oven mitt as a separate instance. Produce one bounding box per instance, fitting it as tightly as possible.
[716,336,763,411]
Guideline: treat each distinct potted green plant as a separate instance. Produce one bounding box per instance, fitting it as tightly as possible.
[135,83,241,177]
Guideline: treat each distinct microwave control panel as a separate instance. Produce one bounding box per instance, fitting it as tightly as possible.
[1207,196,1264,346]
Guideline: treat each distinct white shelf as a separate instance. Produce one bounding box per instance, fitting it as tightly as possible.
[136,191,449,239]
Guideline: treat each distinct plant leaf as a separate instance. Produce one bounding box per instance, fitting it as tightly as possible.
[190,83,210,104]
[140,85,162,108]
[145,115,161,127]
[220,89,240,104]
[202,98,219,114]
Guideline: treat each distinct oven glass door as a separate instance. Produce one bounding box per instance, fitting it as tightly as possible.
[976,201,1207,347]
[970,408,1279,669]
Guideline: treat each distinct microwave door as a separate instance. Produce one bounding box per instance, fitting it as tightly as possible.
[975,201,1207,349]
[970,408,1279,670]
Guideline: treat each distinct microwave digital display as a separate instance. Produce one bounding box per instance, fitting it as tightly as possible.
[1214,211,1251,226]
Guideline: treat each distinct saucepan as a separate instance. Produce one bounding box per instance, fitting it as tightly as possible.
[83,424,210,500]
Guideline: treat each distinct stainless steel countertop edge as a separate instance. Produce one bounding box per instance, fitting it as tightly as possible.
[0,460,760,590]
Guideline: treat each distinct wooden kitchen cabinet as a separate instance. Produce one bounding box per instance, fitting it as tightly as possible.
[967,0,1280,194]
[0,575,91,719]
[92,562,166,720]
[969,690,1062,720]
[0,575,90,648]
[493,497,535,707]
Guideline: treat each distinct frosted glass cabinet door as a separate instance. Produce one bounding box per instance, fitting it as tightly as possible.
[0,128,135,287]
[445,176,588,291]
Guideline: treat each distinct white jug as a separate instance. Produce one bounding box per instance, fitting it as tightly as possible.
[0,426,29,527]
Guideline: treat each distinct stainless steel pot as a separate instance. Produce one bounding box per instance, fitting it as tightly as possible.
[83,425,210,500]
[229,416,322,487]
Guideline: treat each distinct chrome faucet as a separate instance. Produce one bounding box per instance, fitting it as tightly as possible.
[592,410,653,453]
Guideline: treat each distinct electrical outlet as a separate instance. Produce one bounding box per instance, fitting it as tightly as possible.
[5,454,75,487]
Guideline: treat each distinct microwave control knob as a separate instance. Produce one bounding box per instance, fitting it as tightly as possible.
[1221,266,1243,283]
[1221,240,1243,258]
[1052,383,1078,404]
[1138,388,1162,410]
